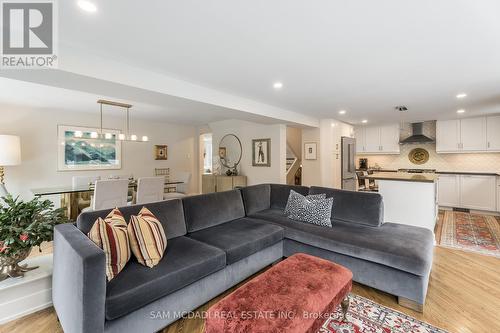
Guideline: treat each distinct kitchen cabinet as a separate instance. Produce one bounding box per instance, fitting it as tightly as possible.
[354,127,365,153]
[436,119,460,152]
[438,174,460,207]
[460,117,487,151]
[364,127,381,152]
[438,174,497,211]
[379,125,401,153]
[460,175,496,211]
[354,124,400,154]
[436,116,499,153]
[487,115,500,151]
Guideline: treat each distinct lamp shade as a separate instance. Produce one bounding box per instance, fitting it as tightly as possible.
[0,135,21,166]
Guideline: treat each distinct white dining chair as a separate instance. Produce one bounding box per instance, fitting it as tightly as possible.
[82,179,129,212]
[136,177,165,204]
[163,171,191,200]
[72,176,101,211]
[72,175,101,188]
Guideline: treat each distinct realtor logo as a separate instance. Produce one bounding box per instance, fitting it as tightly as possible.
[1,0,58,68]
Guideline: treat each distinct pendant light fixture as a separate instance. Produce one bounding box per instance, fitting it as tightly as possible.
[94,99,148,142]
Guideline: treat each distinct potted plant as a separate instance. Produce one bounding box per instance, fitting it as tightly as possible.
[0,195,67,281]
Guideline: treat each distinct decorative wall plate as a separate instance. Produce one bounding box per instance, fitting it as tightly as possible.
[408,148,429,165]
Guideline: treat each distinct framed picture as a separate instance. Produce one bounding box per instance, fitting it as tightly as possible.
[218,147,226,159]
[304,142,317,160]
[155,145,168,160]
[57,125,122,171]
[252,138,271,167]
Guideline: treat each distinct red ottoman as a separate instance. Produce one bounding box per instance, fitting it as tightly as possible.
[204,253,352,333]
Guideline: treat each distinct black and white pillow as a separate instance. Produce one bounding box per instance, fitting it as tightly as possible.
[284,190,326,215]
[285,190,333,227]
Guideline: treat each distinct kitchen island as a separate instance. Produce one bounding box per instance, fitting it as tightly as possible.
[364,172,438,232]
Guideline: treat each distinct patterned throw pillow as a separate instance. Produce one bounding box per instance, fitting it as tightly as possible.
[287,192,334,227]
[87,208,131,281]
[128,207,167,268]
[284,190,326,215]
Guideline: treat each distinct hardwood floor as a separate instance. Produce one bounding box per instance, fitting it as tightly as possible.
[1,218,500,333]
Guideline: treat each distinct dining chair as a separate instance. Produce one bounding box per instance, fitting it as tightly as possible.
[136,177,165,204]
[366,170,379,191]
[83,179,129,212]
[163,171,191,200]
[72,176,101,211]
[356,171,369,191]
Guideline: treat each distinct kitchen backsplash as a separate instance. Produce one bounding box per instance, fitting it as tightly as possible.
[357,121,500,172]
[357,143,500,172]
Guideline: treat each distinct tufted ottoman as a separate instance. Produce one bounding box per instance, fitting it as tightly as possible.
[204,253,353,333]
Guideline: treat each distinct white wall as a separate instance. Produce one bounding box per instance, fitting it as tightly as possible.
[0,106,199,200]
[302,119,353,188]
[209,119,286,185]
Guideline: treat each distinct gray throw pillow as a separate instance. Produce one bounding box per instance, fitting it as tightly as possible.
[287,192,333,227]
[284,190,326,215]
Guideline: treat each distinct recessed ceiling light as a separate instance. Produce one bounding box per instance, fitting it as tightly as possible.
[362,119,368,124]
[338,110,346,115]
[456,93,467,99]
[273,82,283,89]
[78,0,97,12]
[457,109,466,114]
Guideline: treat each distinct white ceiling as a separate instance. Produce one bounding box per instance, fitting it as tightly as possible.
[3,0,500,126]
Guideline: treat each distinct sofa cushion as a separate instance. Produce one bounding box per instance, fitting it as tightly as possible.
[270,184,309,210]
[308,186,384,227]
[249,209,433,276]
[188,217,284,264]
[128,207,167,268]
[105,236,226,320]
[241,184,271,215]
[183,190,246,232]
[77,199,186,238]
[87,208,131,281]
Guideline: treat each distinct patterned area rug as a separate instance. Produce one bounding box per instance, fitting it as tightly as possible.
[320,294,447,333]
[438,211,500,258]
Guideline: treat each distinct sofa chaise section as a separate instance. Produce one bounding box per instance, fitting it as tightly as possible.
[240,183,434,308]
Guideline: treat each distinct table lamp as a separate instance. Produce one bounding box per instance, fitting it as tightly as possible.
[0,135,21,197]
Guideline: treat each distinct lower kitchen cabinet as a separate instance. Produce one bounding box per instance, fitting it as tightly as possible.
[438,174,497,212]
[460,175,496,211]
[438,174,460,207]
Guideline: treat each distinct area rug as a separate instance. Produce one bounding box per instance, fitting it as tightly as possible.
[438,211,500,258]
[319,294,447,333]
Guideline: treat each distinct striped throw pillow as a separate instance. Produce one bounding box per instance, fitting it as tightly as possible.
[128,207,167,268]
[87,208,131,281]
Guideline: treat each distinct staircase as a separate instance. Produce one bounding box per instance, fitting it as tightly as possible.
[286,145,301,185]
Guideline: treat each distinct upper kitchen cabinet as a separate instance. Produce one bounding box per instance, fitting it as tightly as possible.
[436,116,498,153]
[354,124,400,154]
[436,119,460,152]
[487,115,500,151]
[461,117,487,151]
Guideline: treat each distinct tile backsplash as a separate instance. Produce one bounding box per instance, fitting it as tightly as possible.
[357,143,500,173]
[356,121,500,172]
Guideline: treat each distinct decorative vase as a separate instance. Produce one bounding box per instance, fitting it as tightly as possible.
[0,247,38,282]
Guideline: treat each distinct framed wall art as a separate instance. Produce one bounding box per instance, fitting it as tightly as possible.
[57,125,122,171]
[252,138,271,167]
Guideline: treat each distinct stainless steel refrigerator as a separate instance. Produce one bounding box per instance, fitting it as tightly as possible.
[341,137,356,191]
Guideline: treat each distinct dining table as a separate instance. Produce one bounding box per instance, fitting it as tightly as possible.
[32,180,184,221]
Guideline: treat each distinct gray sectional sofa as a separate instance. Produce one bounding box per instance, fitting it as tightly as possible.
[53,183,434,333]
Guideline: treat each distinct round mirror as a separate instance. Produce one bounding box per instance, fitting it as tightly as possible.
[218,134,242,169]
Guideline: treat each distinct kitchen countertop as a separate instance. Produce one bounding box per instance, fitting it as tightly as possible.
[364,172,438,183]
[436,171,500,176]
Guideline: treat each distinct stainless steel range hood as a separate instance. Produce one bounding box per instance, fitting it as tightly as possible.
[399,122,435,144]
